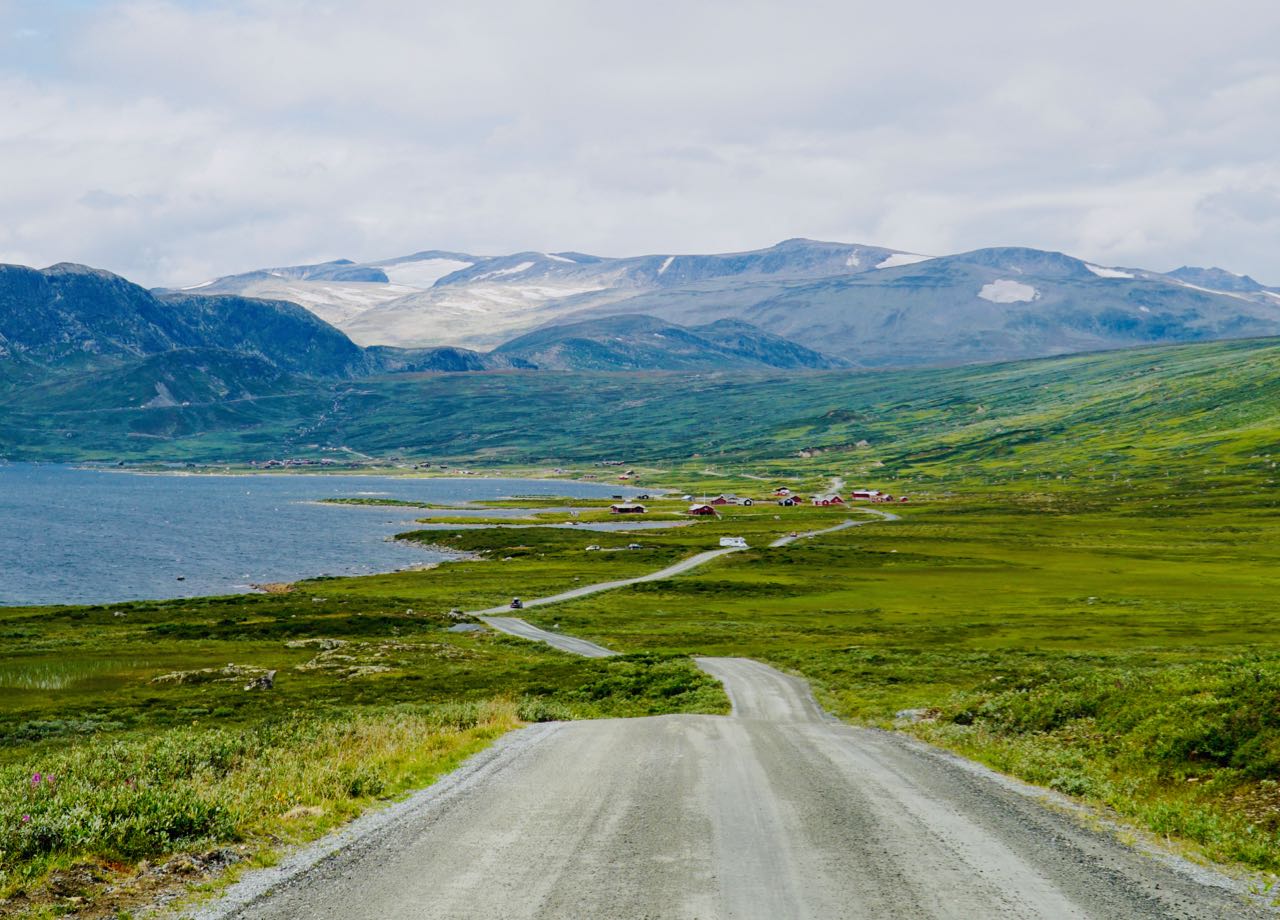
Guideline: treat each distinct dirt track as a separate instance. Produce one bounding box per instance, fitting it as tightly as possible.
[202,657,1266,919]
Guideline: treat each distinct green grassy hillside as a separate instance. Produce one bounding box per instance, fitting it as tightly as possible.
[3,337,1279,493]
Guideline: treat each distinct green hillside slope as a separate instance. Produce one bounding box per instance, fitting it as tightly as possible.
[2,337,1278,491]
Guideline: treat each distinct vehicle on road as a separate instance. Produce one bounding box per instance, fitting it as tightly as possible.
[510,598,523,609]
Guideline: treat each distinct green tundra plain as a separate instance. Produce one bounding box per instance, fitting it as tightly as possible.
[4,337,1280,916]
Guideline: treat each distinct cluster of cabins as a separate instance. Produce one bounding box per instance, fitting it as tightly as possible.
[606,487,906,516]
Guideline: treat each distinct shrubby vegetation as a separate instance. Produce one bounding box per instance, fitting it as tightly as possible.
[1,703,513,888]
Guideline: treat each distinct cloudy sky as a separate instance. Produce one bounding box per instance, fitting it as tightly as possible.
[1,0,1278,287]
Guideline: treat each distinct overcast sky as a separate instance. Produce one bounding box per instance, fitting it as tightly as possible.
[1,0,1278,287]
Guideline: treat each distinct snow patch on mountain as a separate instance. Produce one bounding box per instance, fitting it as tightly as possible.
[845,252,861,268]
[979,279,1039,303]
[1085,264,1134,279]
[1171,280,1254,302]
[658,256,674,275]
[341,278,612,348]
[380,258,472,288]
[483,261,536,279]
[876,253,933,269]
[543,253,576,264]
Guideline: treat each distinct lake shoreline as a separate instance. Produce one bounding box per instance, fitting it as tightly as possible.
[0,465,634,608]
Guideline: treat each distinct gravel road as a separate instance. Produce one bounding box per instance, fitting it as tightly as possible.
[202,657,1267,919]
[475,547,744,655]
[477,509,897,653]
[769,507,899,547]
[475,546,743,616]
[475,615,616,657]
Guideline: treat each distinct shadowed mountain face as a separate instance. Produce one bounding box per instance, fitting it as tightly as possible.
[186,241,1280,366]
[1166,266,1278,294]
[0,262,369,378]
[490,314,845,371]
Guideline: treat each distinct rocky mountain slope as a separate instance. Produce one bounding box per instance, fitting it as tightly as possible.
[185,241,1280,366]
[0,262,370,378]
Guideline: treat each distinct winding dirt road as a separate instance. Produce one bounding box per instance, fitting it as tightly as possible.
[202,657,1264,919]
[196,508,1269,919]
[477,508,898,654]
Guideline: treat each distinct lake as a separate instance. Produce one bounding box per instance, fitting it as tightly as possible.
[0,464,632,606]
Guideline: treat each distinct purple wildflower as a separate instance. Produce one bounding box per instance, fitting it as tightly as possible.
[30,772,41,787]
[21,815,31,823]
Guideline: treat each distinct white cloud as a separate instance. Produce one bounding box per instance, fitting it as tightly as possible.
[0,0,1277,286]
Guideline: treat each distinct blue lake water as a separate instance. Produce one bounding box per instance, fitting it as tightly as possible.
[0,464,632,606]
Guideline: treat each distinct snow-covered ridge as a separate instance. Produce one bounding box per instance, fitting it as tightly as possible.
[1171,280,1254,303]
[481,261,536,280]
[876,252,933,269]
[179,240,1277,357]
[1085,264,1134,279]
[379,258,473,288]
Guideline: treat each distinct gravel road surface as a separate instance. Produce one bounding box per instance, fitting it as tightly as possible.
[477,509,896,653]
[475,546,743,616]
[203,658,1266,919]
[769,507,899,547]
[475,548,744,655]
[476,615,616,657]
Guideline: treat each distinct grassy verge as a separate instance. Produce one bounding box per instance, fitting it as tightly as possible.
[1,701,516,918]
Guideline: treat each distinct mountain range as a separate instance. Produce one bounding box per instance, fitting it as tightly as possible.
[0,260,845,405]
[3,238,1280,462]
[179,239,1280,367]
[4,239,1280,414]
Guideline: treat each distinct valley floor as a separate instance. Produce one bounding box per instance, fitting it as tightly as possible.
[4,485,1280,915]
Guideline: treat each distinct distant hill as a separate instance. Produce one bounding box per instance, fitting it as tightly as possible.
[185,240,1280,367]
[0,262,370,378]
[570,247,1280,366]
[490,314,844,371]
[364,345,532,373]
